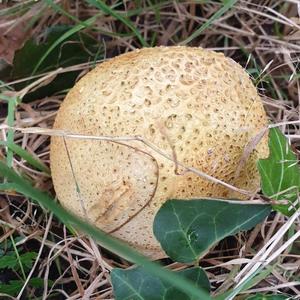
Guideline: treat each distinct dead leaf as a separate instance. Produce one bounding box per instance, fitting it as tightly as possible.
[0,21,31,65]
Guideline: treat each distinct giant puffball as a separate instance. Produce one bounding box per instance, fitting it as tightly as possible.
[50,47,269,259]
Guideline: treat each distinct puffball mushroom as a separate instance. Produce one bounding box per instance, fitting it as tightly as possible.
[50,46,269,259]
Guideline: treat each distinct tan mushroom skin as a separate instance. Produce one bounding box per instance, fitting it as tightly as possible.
[50,46,269,259]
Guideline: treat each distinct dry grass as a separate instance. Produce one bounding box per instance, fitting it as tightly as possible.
[0,0,300,299]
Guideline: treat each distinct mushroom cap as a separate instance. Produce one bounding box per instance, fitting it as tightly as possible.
[50,46,269,259]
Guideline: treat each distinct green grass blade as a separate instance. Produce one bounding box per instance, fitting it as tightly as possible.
[180,0,238,45]
[6,98,18,167]
[4,142,50,174]
[31,15,98,75]
[0,0,35,16]
[86,0,148,47]
[215,266,273,300]
[0,161,210,300]
[10,236,26,281]
[0,183,18,190]
[44,0,89,25]
[222,267,272,300]
[0,94,15,101]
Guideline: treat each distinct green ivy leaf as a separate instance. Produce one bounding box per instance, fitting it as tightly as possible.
[111,266,210,300]
[153,199,271,263]
[258,127,300,215]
